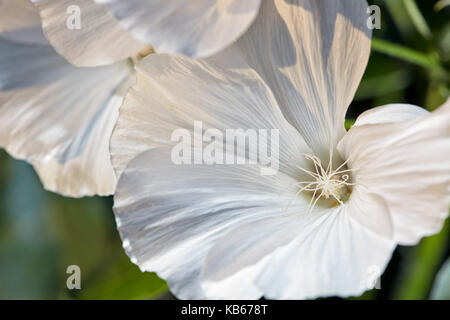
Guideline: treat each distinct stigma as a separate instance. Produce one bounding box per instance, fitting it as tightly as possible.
[294,153,354,212]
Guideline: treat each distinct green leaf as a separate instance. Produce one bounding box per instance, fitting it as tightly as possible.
[402,0,432,40]
[383,0,416,39]
[46,196,113,277]
[371,38,443,71]
[438,22,450,61]
[393,219,449,299]
[430,258,450,300]
[45,194,168,300]
[79,253,168,300]
[356,69,412,100]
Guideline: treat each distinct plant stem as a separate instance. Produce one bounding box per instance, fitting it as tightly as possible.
[371,38,442,71]
[402,0,433,40]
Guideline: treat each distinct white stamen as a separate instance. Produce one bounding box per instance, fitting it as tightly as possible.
[287,152,355,214]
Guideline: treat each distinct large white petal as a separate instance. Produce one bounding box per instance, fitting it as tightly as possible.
[0,35,133,197]
[255,210,394,299]
[230,0,371,158]
[0,0,48,45]
[110,53,308,179]
[115,149,395,299]
[0,0,41,32]
[352,103,429,126]
[338,101,450,245]
[202,206,395,299]
[94,0,261,58]
[114,147,307,299]
[32,0,146,67]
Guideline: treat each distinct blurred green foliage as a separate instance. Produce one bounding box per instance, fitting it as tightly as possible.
[0,0,449,299]
[0,151,167,299]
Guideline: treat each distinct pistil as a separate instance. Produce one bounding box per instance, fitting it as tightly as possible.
[294,152,354,212]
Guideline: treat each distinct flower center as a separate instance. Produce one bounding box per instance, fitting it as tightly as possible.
[295,153,354,211]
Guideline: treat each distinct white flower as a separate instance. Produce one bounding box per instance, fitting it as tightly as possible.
[29,0,262,66]
[31,0,148,67]
[110,0,450,299]
[0,0,148,197]
[92,0,262,59]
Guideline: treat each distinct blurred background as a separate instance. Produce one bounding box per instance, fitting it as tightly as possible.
[0,0,449,300]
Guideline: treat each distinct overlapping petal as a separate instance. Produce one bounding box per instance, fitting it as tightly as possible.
[230,0,371,158]
[94,0,261,58]
[114,147,309,299]
[338,101,450,245]
[32,0,146,67]
[0,0,41,33]
[0,11,134,196]
[202,206,395,299]
[0,0,47,45]
[110,53,308,179]
[115,146,396,299]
